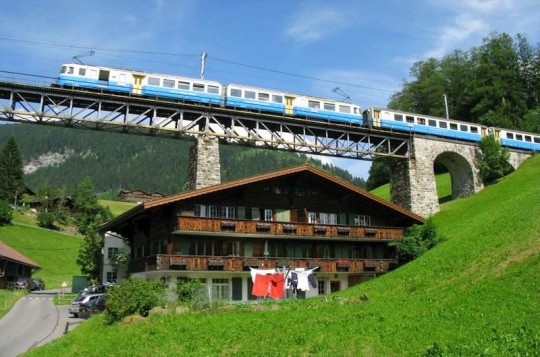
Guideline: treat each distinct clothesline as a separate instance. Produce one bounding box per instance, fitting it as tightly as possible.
[249,266,319,299]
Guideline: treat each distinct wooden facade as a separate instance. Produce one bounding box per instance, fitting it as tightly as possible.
[101,165,423,300]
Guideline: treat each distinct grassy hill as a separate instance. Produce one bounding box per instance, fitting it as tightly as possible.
[0,224,82,289]
[26,155,540,356]
[370,172,452,202]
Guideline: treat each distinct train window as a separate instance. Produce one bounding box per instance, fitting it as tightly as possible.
[506,132,514,139]
[354,107,359,114]
[163,79,175,88]
[516,134,523,141]
[178,81,190,90]
[272,94,283,103]
[148,77,160,86]
[230,88,241,97]
[339,105,351,113]
[245,90,256,99]
[258,93,269,101]
[208,85,219,94]
[470,127,479,133]
[78,68,86,76]
[418,118,426,125]
[460,124,468,132]
[439,122,447,129]
[394,114,403,121]
[428,119,437,127]
[193,83,205,92]
[406,116,414,123]
[308,101,320,109]
[449,123,458,130]
[67,66,75,74]
[534,137,540,144]
[324,103,335,111]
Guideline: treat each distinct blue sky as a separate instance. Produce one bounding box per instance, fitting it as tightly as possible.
[1,0,539,178]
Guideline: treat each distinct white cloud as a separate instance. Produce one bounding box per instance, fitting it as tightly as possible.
[284,5,352,44]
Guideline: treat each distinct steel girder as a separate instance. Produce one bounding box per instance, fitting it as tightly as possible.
[0,81,410,160]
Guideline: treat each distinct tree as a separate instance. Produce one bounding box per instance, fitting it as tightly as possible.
[76,231,104,282]
[0,136,25,205]
[477,135,513,184]
[0,200,13,225]
[72,176,112,235]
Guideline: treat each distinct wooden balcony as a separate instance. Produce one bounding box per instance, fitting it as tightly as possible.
[129,255,397,274]
[176,216,404,240]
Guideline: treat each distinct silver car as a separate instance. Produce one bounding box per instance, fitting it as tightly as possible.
[69,294,103,317]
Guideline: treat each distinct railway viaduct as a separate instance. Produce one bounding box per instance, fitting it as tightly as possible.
[186,136,532,218]
[0,81,534,218]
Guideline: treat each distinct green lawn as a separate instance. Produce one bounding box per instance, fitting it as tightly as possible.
[26,155,540,356]
[99,199,138,217]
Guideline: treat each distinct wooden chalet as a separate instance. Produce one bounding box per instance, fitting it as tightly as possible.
[100,165,423,300]
[0,241,41,289]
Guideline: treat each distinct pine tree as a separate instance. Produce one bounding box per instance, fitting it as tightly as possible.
[0,136,25,204]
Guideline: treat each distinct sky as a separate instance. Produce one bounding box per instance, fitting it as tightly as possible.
[0,0,538,179]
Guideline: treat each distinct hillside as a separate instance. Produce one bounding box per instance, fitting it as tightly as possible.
[0,123,366,195]
[26,155,540,356]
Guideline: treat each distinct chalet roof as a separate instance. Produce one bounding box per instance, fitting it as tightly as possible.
[0,241,41,270]
[101,164,424,232]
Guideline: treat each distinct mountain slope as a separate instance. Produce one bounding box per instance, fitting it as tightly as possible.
[27,156,540,356]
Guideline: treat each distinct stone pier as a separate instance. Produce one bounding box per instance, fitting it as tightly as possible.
[186,136,221,190]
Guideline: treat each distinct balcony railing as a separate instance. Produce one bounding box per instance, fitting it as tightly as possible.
[176,216,403,240]
[129,255,397,274]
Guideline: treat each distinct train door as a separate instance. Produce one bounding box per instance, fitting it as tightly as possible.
[132,75,144,95]
[285,95,294,115]
[98,70,110,85]
[372,109,381,127]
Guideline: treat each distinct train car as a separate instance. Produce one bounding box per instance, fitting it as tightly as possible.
[224,84,287,113]
[140,74,222,105]
[57,64,134,93]
[363,107,485,142]
[492,128,540,151]
[292,96,362,125]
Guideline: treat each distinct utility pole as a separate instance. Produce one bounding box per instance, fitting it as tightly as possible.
[443,94,449,120]
[200,51,207,79]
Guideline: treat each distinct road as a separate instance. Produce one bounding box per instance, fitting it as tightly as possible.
[0,291,83,357]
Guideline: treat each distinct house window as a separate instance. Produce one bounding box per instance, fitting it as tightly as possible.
[308,212,317,224]
[208,205,218,218]
[107,247,119,259]
[319,213,329,224]
[264,209,273,221]
[194,204,206,217]
[106,271,117,283]
[318,280,326,295]
[354,215,371,226]
[220,206,235,219]
[329,213,337,225]
[211,278,230,300]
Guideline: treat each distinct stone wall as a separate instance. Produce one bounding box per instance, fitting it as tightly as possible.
[186,136,221,190]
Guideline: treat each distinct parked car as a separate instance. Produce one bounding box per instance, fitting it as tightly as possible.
[78,294,107,318]
[28,278,45,291]
[69,294,103,317]
[14,277,30,290]
[78,284,106,296]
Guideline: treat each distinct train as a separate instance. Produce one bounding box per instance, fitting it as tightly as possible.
[55,63,540,152]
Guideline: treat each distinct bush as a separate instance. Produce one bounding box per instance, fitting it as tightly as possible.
[477,135,513,183]
[391,218,444,264]
[177,279,208,309]
[37,211,56,229]
[0,200,13,225]
[104,278,165,324]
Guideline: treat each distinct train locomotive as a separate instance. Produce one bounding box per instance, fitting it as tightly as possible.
[56,63,540,152]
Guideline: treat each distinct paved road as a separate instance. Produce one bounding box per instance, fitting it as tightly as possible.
[0,291,83,357]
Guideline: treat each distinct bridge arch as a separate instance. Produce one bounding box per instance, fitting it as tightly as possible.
[390,136,484,217]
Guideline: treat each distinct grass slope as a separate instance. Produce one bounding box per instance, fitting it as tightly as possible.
[28,156,540,356]
[0,224,82,288]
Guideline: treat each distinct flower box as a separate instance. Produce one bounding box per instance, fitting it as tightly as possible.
[256,223,272,231]
[282,224,297,232]
[313,226,327,233]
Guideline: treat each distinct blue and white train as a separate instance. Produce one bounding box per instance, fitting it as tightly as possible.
[56,63,361,124]
[56,63,540,152]
[362,107,540,151]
